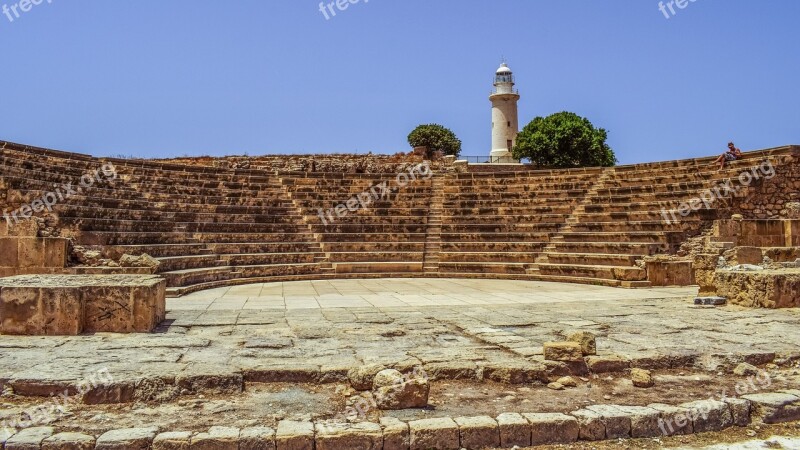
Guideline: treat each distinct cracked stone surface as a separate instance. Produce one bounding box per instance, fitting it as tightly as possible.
[1,279,800,393]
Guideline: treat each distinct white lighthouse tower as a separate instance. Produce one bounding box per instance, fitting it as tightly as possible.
[489,62,521,163]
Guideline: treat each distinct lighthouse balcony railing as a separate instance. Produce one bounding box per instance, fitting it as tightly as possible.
[459,155,520,164]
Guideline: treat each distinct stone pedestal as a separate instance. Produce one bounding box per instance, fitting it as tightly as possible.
[0,275,166,335]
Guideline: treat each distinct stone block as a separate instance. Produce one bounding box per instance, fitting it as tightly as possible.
[483,362,548,384]
[723,398,752,426]
[454,416,499,450]
[523,413,579,445]
[17,238,45,267]
[0,237,19,266]
[714,268,800,308]
[379,417,409,450]
[42,432,96,450]
[609,405,661,438]
[314,422,382,450]
[585,405,631,439]
[0,275,166,335]
[190,426,239,450]
[566,331,596,356]
[6,427,55,450]
[43,238,68,268]
[543,342,583,362]
[649,403,694,436]
[239,427,276,450]
[496,413,530,448]
[742,392,800,423]
[647,261,695,286]
[176,366,244,395]
[275,420,314,450]
[95,427,158,450]
[408,417,459,450]
[153,431,193,450]
[679,399,733,433]
[585,355,630,373]
[568,409,605,441]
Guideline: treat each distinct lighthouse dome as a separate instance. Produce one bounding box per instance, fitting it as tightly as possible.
[496,63,512,74]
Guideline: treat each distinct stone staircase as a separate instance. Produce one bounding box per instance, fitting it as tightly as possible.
[423,175,444,273]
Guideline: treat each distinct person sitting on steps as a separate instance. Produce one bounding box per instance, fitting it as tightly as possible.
[713,142,743,170]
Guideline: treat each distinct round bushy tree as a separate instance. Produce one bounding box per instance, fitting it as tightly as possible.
[512,112,617,168]
[407,124,462,158]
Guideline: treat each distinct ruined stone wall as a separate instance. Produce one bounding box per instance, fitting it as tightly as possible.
[152,153,457,174]
[734,147,800,219]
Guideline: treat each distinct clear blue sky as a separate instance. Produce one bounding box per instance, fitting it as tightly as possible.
[1,0,798,164]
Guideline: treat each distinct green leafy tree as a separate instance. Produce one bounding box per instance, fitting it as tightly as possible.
[512,112,617,168]
[407,124,462,158]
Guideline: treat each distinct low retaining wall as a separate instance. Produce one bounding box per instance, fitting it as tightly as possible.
[0,275,166,335]
[714,269,800,308]
[2,390,799,449]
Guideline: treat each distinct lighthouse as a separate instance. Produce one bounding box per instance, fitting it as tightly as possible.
[489,63,521,163]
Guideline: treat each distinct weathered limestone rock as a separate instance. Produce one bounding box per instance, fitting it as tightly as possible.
[0,275,166,335]
[408,418,459,450]
[557,376,578,387]
[646,261,695,286]
[585,354,631,373]
[543,342,583,362]
[6,427,55,450]
[607,405,661,438]
[524,413,579,445]
[275,420,314,450]
[453,416,499,450]
[373,369,429,410]
[190,426,239,450]
[379,417,409,450]
[723,398,752,427]
[569,409,606,441]
[567,331,597,356]
[649,403,694,436]
[347,363,386,391]
[631,368,654,388]
[239,427,276,450]
[742,392,800,423]
[314,422,382,450]
[679,399,733,433]
[42,432,96,450]
[496,413,530,448]
[153,431,192,450]
[95,427,158,450]
[119,253,161,270]
[733,362,760,376]
[585,405,632,439]
[714,268,800,308]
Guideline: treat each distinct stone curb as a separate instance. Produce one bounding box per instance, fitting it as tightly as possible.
[2,390,799,449]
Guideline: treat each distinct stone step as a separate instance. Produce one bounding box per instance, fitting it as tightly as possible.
[541,252,641,266]
[537,263,648,281]
[78,232,317,246]
[440,232,555,242]
[437,262,530,275]
[547,241,665,255]
[162,263,322,287]
[559,231,675,243]
[440,241,549,252]
[318,233,427,243]
[439,252,540,263]
[332,262,424,274]
[326,252,424,263]
[441,223,563,233]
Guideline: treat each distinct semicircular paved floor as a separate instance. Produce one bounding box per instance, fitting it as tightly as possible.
[169,278,697,311]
